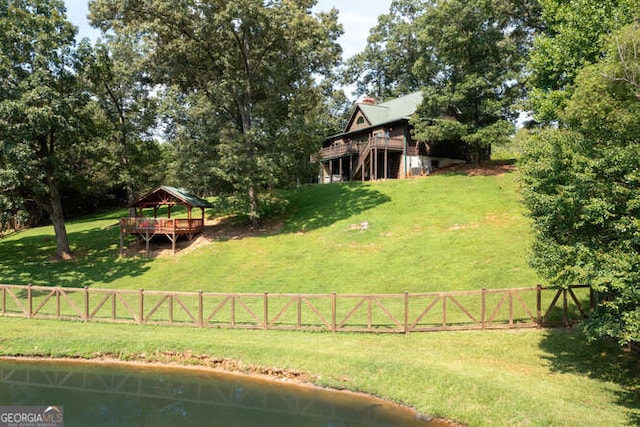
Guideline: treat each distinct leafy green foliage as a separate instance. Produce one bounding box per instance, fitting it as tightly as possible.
[89,0,343,225]
[343,0,428,98]
[409,0,532,162]
[520,24,640,344]
[527,0,640,122]
[0,0,92,258]
[77,35,164,203]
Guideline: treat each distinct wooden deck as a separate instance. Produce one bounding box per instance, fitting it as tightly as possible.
[319,137,405,160]
[119,217,205,255]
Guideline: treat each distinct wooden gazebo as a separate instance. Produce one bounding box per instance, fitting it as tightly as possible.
[119,186,213,255]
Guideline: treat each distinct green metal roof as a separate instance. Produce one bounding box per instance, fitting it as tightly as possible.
[131,186,213,209]
[354,91,423,129]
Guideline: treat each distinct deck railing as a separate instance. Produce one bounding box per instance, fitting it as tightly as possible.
[319,137,405,160]
[0,284,593,333]
[120,217,204,235]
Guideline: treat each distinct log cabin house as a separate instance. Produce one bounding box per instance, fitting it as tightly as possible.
[119,186,212,255]
[318,91,470,183]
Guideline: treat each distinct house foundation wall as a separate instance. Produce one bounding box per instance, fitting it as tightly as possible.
[404,155,466,177]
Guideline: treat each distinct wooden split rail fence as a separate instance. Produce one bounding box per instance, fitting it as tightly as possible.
[0,284,593,333]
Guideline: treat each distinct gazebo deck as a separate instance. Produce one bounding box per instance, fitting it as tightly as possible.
[119,186,212,255]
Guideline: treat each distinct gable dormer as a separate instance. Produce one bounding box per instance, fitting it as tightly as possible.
[346,107,372,132]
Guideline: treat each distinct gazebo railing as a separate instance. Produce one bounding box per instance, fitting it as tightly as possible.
[120,217,204,235]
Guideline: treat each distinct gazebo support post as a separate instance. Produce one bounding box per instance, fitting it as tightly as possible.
[172,219,177,254]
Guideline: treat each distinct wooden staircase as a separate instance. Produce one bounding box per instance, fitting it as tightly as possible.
[350,138,373,181]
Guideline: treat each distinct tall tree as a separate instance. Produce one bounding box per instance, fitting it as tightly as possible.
[89,0,342,226]
[410,0,539,163]
[78,35,163,205]
[527,0,639,123]
[520,24,640,345]
[0,0,87,259]
[343,0,429,98]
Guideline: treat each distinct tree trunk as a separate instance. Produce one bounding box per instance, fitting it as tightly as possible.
[237,88,260,229]
[248,184,258,229]
[45,171,73,260]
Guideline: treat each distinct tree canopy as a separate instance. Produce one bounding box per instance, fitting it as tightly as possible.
[0,0,88,259]
[89,0,343,225]
[410,0,538,162]
[342,0,428,99]
[78,34,164,206]
[520,23,640,345]
[527,0,640,122]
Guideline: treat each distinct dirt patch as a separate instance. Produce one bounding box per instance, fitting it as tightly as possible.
[448,223,479,231]
[0,352,315,383]
[431,160,517,176]
[116,350,316,382]
[120,216,285,258]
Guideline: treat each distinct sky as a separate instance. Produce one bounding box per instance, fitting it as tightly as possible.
[64,0,394,60]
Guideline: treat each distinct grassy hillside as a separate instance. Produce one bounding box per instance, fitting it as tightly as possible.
[2,171,640,426]
[0,171,539,293]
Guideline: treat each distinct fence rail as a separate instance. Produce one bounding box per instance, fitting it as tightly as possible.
[0,284,593,333]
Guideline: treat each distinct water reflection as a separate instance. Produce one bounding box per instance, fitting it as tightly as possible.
[0,360,443,427]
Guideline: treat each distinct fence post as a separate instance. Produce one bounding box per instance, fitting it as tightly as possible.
[442,295,447,328]
[231,294,236,328]
[563,289,568,326]
[139,289,144,324]
[2,286,6,315]
[536,285,542,325]
[27,284,32,319]
[198,291,204,327]
[297,296,302,330]
[169,294,174,324]
[589,286,595,314]
[56,288,60,319]
[263,292,268,330]
[404,291,409,334]
[508,291,514,326]
[481,288,487,330]
[84,287,89,321]
[331,292,337,332]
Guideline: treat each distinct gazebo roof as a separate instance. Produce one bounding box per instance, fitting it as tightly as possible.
[130,186,213,209]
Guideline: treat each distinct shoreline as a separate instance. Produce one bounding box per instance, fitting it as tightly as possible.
[0,353,459,426]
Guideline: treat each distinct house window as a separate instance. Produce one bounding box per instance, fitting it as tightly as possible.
[356,116,365,125]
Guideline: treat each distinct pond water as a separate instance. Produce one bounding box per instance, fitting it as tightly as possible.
[0,359,448,426]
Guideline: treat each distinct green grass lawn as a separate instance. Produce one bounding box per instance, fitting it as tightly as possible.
[1,171,638,425]
[0,172,538,293]
[0,318,638,426]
